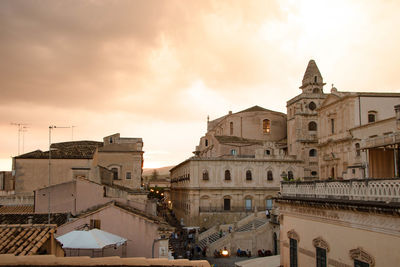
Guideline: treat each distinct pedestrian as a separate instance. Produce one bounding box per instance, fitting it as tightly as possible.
[228,226,232,233]
[265,209,270,218]
[219,229,223,238]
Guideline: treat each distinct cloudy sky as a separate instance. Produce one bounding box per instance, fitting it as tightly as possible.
[1,0,400,170]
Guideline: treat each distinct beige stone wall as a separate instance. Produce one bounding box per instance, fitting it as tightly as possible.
[97,152,142,189]
[279,203,400,267]
[14,158,92,195]
[170,158,301,227]
[57,204,168,258]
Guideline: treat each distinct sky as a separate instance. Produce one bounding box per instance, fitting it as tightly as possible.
[1,0,400,170]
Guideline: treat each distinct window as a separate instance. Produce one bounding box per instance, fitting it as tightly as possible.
[109,137,113,144]
[309,149,317,157]
[230,149,237,156]
[263,119,271,134]
[246,170,252,181]
[288,171,294,180]
[205,139,208,147]
[368,111,377,123]
[230,122,233,135]
[313,88,320,94]
[224,198,231,211]
[111,168,118,180]
[289,238,298,267]
[90,219,101,229]
[245,198,252,211]
[202,170,209,180]
[126,172,131,179]
[225,170,231,180]
[316,247,327,267]
[311,171,317,176]
[355,143,360,157]
[309,101,316,110]
[314,76,318,83]
[266,199,273,210]
[267,170,273,181]
[330,119,335,134]
[265,149,271,155]
[308,121,317,131]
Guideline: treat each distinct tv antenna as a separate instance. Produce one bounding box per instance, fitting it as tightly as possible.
[10,123,29,155]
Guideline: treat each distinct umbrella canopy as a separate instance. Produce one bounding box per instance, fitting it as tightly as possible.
[56,229,127,249]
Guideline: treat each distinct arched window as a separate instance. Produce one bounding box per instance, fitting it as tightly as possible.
[314,76,318,83]
[230,149,237,156]
[265,149,271,155]
[263,119,271,134]
[308,121,317,131]
[230,122,233,135]
[202,170,209,180]
[355,143,361,157]
[267,170,273,181]
[111,168,118,180]
[205,139,208,147]
[308,101,316,110]
[225,170,231,180]
[246,170,252,181]
[288,171,294,180]
[311,171,318,176]
[309,149,317,157]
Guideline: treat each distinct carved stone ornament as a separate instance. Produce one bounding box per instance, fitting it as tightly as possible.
[287,229,300,242]
[312,237,330,252]
[349,247,375,267]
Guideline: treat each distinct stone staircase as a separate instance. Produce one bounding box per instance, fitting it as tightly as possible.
[198,231,226,249]
[236,218,268,232]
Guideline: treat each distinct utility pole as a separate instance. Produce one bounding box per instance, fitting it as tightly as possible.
[10,123,28,155]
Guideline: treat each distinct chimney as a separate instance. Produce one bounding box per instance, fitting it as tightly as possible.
[228,111,232,115]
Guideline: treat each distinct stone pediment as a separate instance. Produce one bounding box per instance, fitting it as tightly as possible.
[319,94,341,108]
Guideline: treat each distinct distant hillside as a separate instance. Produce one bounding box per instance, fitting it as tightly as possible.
[143,166,174,177]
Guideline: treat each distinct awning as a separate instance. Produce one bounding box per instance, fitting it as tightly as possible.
[56,229,127,249]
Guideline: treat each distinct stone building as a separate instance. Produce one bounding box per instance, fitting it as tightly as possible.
[287,60,327,180]
[278,178,400,267]
[11,133,143,197]
[170,106,302,227]
[317,90,400,180]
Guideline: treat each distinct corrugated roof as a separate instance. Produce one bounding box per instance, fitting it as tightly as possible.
[15,141,103,159]
[0,224,57,256]
[0,205,34,214]
[0,213,70,226]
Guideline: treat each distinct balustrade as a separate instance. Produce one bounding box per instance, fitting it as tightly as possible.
[281,178,400,202]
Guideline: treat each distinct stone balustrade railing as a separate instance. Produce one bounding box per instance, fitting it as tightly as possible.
[281,178,400,203]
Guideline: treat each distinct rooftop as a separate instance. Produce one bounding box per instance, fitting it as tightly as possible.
[0,205,34,214]
[0,213,70,226]
[0,224,57,256]
[15,141,103,159]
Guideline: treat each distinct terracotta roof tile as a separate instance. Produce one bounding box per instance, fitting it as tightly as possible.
[0,213,70,226]
[15,141,103,159]
[0,205,34,214]
[0,224,57,256]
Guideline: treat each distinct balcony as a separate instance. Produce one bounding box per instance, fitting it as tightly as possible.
[281,178,400,203]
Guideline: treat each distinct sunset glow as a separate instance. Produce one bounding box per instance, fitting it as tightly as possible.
[1,0,400,170]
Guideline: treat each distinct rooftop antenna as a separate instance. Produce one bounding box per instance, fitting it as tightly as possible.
[10,123,28,155]
[21,126,29,154]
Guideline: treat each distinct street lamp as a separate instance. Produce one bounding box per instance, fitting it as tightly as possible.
[48,125,70,224]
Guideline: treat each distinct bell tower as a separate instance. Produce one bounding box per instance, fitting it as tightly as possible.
[286,59,326,180]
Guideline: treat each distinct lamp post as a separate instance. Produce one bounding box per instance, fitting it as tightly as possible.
[48,125,70,224]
